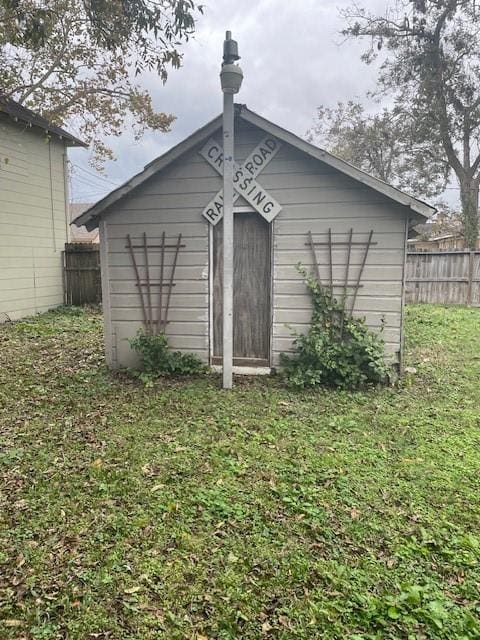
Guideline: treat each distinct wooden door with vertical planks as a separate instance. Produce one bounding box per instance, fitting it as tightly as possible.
[213,212,271,365]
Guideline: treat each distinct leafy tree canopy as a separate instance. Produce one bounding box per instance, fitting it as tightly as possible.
[307,100,449,201]
[339,0,480,248]
[0,0,203,164]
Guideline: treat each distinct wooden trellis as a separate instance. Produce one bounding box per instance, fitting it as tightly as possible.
[126,232,185,334]
[306,228,376,326]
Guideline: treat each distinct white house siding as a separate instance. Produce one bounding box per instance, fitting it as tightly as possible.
[0,118,68,320]
[101,119,409,368]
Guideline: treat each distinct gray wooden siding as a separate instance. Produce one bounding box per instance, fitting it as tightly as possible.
[0,118,68,320]
[223,123,407,366]
[264,138,406,364]
[102,148,212,367]
[102,119,408,368]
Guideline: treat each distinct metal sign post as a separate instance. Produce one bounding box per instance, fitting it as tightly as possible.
[220,31,243,389]
[222,86,234,389]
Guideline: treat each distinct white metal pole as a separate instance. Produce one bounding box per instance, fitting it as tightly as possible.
[222,90,234,389]
[220,30,242,390]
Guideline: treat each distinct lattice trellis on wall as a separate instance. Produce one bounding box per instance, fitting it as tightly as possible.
[126,232,185,335]
[306,228,376,329]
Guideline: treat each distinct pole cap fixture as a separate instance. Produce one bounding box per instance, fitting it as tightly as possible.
[223,30,240,64]
[220,31,243,94]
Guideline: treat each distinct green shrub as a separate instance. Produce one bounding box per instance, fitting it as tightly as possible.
[129,330,207,376]
[280,267,390,389]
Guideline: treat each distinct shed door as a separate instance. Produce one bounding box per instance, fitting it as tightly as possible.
[213,212,271,365]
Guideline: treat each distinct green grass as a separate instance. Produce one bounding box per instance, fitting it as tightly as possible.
[1,304,479,639]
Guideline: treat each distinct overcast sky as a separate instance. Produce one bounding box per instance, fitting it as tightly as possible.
[68,0,458,209]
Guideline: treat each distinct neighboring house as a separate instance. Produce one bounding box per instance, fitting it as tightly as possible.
[74,104,434,373]
[409,233,480,251]
[70,203,99,243]
[0,95,86,321]
[409,220,480,251]
[434,234,480,250]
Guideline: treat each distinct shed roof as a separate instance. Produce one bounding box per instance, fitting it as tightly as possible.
[74,104,435,231]
[0,95,86,147]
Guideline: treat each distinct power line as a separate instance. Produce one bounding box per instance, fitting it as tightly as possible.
[73,184,108,193]
[68,160,116,205]
[70,179,110,197]
[73,173,111,189]
[71,175,115,192]
[71,163,120,187]
[72,186,109,199]
[72,163,120,186]
[71,172,115,194]
[71,194,105,202]
[71,193,107,203]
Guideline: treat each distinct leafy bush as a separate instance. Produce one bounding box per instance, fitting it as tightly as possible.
[130,330,207,376]
[280,267,390,389]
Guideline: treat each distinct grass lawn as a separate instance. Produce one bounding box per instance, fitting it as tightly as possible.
[0,304,479,640]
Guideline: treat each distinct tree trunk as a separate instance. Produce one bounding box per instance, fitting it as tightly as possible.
[459,178,479,249]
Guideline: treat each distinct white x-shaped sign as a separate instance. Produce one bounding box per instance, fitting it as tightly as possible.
[200,135,282,225]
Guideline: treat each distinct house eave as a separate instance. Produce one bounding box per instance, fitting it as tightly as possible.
[0,96,87,147]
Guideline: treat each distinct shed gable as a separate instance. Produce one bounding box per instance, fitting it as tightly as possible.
[97,117,411,230]
[73,105,434,232]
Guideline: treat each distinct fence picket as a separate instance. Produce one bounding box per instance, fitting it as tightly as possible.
[63,243,101,305]
[405,250,480,306]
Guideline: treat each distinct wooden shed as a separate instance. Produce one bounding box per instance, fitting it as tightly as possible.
[73,105,434,372]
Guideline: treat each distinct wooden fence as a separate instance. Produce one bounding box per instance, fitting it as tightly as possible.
[61,245,480,308]
[63,243,101,305]
[406,250,480,306]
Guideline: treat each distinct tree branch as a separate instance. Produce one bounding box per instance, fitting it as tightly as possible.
[17,41,69,104]
[430,1,465,179]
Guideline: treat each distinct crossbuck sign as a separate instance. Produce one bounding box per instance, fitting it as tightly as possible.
[200,136,282,225]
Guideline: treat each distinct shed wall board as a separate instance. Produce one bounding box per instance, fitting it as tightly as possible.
[102,146,212,366]
[102,119,408,369]
[0,117,68,321]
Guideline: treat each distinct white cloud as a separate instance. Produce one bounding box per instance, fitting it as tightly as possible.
[69,0,458,208]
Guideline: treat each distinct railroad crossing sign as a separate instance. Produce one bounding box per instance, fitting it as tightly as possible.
[200,136,282,225]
